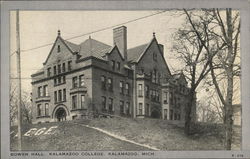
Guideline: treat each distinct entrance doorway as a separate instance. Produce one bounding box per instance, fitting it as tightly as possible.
[55,107,67,121]
[151,110,160,118]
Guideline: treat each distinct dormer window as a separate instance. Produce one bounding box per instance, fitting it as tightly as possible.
[57,45,61,53]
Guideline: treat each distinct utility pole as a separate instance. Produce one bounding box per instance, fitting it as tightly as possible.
[16,9,22,151]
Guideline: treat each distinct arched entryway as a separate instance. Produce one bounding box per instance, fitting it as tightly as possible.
[151,109,161,118]
[55,107,67,121]
[52,105,69,122]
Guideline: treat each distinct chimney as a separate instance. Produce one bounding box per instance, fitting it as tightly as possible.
[158,44,164,55]
[113,26,127,61]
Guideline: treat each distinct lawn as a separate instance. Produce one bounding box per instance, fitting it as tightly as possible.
[10,117,241,151]
[10,121,151,151]
[83,117,241,150]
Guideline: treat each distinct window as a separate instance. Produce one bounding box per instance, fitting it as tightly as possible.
[54,78,57,85]
[38,86,42,97]
[138,103,143,115]
[164,109,168,119]
[138,84,143,97]
[147,104,150,116]
[120,81,124,94]
[45,103,49,116]
[170,92,173,104]
[72,95,77,109]
[62,63,66,72]
[101,76,106,90]
[120,101,124,115]
[79,75,85,87]
[145,85,149,98]
[117,62,120,71]
[68,61,72,71]
[58,90,62,102]
[102,96,106,110]
[152,69,157,83]
[107,78,113,91]
[58,76,62,84]
[111,60,115,70]
[54,91,57,103]
[164,92,168,104]
[108,98,113,112]
[81,95,85,109]
[57,45,61,53]
[145,104,149,116]
[63,89,66,101]
[158,73,161,84]
[126,102,130,115]
[156,91,159,102]
[125,83,129,95]
[43,85,48,96]
[47,67,51,77]
[62,76,66,83]
[152,90,155,101]
[72,77,77,88]
[37,104,42,116]
[170,109,173,120]
[58,64,61,74]
[53,66,57,75]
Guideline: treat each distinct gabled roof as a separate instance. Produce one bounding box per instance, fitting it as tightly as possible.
[127,43,148,62]
[64,40,81,52]
[172,72,187,84]
[78,38,112,60]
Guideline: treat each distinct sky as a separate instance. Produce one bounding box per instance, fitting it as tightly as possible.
[9,10,240,104]
[10,10,185,92]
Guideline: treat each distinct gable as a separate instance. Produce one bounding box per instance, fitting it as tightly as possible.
[44,37,75,66]
[137,39,171,77]
[108,46,124,61]
[127,44,148,62]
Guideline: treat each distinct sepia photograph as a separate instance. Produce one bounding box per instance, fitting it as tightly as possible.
[1,0,250,158]
[9,9,242,152]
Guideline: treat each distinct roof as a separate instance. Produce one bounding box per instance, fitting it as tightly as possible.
[64,40,81,52]
[78,38,112,60]
[172,73,182,79]
[63,38,112,60]
[127,44,148,62]
[172,72,187,84]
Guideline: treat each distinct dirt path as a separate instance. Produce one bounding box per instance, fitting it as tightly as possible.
[74,123,160,151]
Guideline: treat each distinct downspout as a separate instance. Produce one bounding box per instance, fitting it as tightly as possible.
[132,64,137,118]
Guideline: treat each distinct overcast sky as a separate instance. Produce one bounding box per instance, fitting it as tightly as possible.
[9,10,240,104]
[10,10,185,91]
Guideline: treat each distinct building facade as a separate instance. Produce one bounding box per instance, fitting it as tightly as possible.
[31,26,196,124]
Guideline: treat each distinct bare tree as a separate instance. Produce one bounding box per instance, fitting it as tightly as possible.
[10,80,32,126]
[199,9,240,150]
[178,9,240,149]
[172,10,225,135]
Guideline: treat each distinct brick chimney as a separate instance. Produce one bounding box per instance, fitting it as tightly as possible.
[113,26,127,61]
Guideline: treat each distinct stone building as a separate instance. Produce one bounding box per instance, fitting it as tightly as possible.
[31,26,196,124]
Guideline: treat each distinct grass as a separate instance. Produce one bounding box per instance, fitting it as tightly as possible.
[10,121,151,151]
[83,117,241,150]
[10,117,241,151]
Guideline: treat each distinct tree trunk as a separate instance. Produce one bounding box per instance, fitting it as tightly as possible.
[185,91,195,135]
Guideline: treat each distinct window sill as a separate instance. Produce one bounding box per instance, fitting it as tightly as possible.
[54,82,66,87]
[55,100,66,104]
